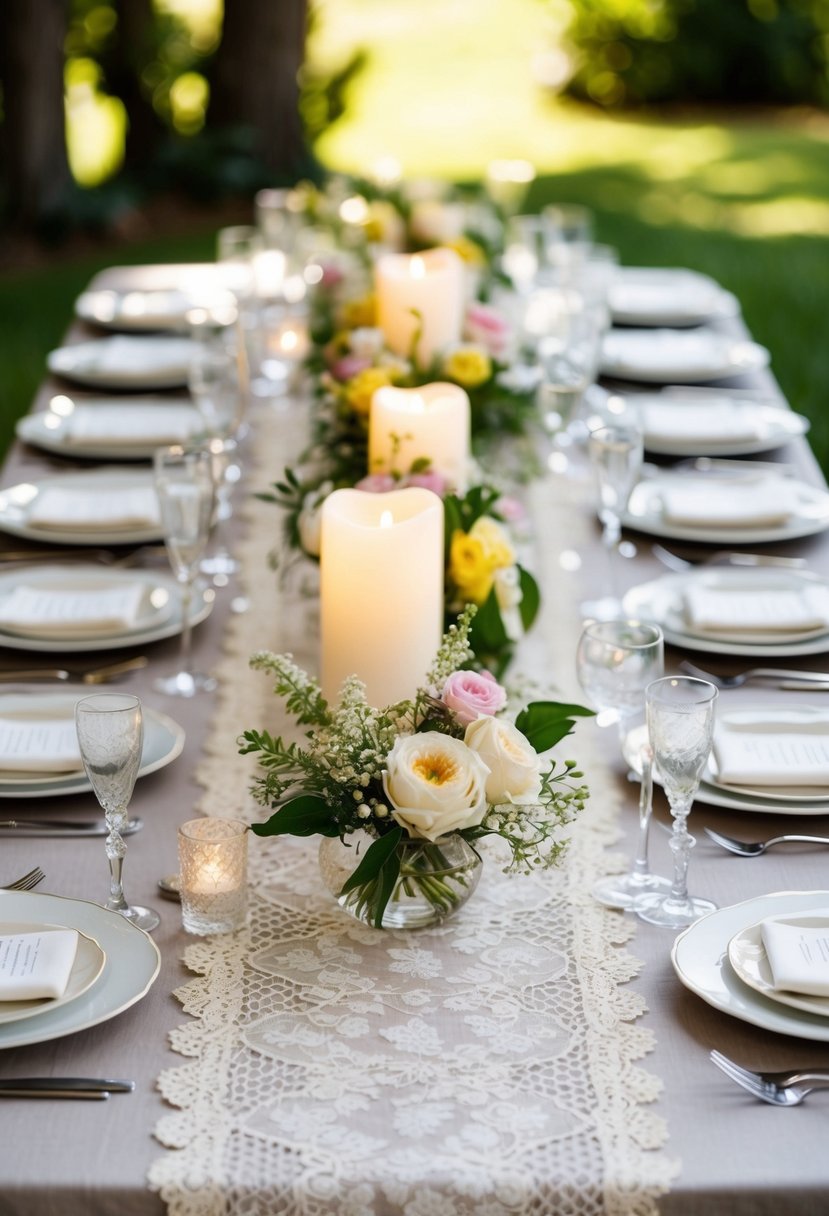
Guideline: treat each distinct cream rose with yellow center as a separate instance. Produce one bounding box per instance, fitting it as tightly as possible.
[382,732,490,842]
[464,717,541,805]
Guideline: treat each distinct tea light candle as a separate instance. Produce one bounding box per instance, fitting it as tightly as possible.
[375,247,464,369]
[320,487,444,706]
[178,818,248,935]
[368,382,470,492]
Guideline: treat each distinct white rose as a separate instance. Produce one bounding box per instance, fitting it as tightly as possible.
[348,327,385,359]
[382,732,490,842]
[464,717,541,806]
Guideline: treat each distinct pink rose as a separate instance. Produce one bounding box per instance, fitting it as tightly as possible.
[442,670,507,726]
[329,354,372,382]
[403,470,448,496]
[494,495,525,524]
[463,303,513,359]
[354,473,397,493]
[320,262,345,289]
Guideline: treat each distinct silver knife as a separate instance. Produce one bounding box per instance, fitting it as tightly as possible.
[0,1077,134,1098]
[0,817,143,837]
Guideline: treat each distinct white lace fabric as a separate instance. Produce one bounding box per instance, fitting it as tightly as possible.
[149,411,679,1214]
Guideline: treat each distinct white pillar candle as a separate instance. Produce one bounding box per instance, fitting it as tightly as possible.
[320,487,444,707]
[368,382,470,492]
[375,247,464,369]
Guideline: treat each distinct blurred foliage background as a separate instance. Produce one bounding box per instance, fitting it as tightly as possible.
[1,0,829,468]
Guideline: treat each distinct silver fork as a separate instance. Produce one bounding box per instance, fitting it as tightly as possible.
[651,543,806,574]
[1,867,45,891]
[705,827,829,856]
[710,1050,829,1106]
[679,660,829,690]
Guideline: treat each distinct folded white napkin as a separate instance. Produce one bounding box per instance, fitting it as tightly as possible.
[603,330,726,378]
[0,583,148,636]
[712,714,829,787]
[82,337,194,378]
[683,584,829,634]
[761,914,829,996]
[0,717,83,772]
[28,484,160,532]
[661,477,795,528]
[610,277,719,321]
[0,929,79,1001]
[642,401,760,445]
[64,405,200,448]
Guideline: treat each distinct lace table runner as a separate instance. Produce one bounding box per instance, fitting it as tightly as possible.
[149,407,679,1214]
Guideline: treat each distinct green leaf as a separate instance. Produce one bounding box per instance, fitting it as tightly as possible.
[518,565,540,632]
[339,827,403,895]
[468,587,508,653]
[250,795,338,838]
[515,700,595,753]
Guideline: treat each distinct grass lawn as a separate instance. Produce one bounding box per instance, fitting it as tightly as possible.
[2,0,829,467]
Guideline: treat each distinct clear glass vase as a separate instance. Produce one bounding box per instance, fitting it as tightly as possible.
[318,830,482,929]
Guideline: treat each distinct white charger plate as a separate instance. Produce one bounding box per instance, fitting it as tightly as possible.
[622,567,829,657]
[672,891,829,1042]
[623,722,829,816]
[17,399,204,462]
[0,692,185,797]
[623,472,829,545]
[0,564,211,653]
[620,389,809,457]
[608,268,735,328]
[728,914,829,1019]
[0,922,105,1026]
[47,337,195,391]
[0,468,163,546]
[0,891,159,1049]
[601,328,769,384]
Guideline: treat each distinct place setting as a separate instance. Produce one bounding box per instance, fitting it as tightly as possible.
[608,266,738,328]
[16,396,205,462]
[600,326,770,384]
[0,466,164,546]
[46,335,197,391]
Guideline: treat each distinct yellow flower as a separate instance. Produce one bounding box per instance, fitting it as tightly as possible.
[442,345,492,390]
[339,293,377,330]
[446,235,487,266]
[449,516,516,605]
[344,367,394,417]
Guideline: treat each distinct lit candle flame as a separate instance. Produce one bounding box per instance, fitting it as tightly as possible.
[410,256,426,279]
[380,510,394,528]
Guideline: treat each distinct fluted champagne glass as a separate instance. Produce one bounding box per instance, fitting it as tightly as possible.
[637,677,718,929]
[153,445,216,697]
[575,619,669,909]
[75,693,159,932]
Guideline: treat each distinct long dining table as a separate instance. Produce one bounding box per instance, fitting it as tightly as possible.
[2,261,829,1215]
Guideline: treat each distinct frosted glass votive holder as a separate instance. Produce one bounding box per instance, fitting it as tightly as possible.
[178,818,248,935]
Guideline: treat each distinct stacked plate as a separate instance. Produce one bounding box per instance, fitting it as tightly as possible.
[673,891,829,1042]
[47,336,196,391]
[600,327,769,384]
[0,468,164,545]
[17,398,204,462]
[618,387,809,457]
[608,267,736,328]
[0,891,160,1049]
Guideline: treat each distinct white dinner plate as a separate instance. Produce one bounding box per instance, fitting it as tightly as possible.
[47,336,196,390]
[728,915,829,1019]
[620,389,809,457]
[623,472,829,545]
[707,706,829,803]
[600,328,769,384]
[0,891,159,1049]
[0,922,105,1026]
[0,565,211,653]
[0,468,163,546]
[623,723,829,816]
[76,288,197,333]
[672,891,829,1042]
[0,693,185,797]
[609,268,736,328]
[622,567,829,657]
[17,398,204,462]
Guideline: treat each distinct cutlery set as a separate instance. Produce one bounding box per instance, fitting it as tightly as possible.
[710,1051,829,1106]
[0,656,148,684]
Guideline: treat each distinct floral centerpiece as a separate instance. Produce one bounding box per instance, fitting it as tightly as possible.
[242,609,591,929]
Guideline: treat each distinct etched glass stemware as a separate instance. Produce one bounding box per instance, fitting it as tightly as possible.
[637,676,719,929]
[153,445,216,698]
[75,693,159,932]
[575,619,670,910]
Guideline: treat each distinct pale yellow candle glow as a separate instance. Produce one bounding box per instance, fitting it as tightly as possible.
[320,487,444,707]
[369,382,471,492]
[375,247,464,369]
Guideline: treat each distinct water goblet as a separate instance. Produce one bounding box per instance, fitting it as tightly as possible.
[75,693,159,932]
[636,676,718,928]
[153,445,217,698]
[584,422,643,617]
[576,619,670,910]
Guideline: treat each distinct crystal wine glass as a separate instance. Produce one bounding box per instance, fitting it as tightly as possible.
[75,693,159,932]
[576,619,670,910]
[636,676,718,929]
[584,421,643,618]
[153,445,217,697]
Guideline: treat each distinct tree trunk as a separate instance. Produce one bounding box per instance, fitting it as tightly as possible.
[108,0,167,177]
[211,0,310,179]
[0,0,73,228]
